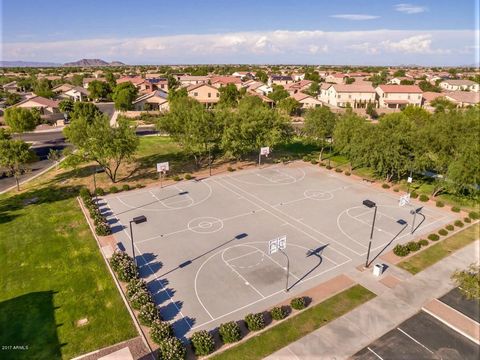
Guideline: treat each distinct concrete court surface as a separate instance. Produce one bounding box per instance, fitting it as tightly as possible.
[352,310,480,360]
[100,162,456,338]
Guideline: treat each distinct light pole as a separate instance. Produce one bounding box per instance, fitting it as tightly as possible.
[410,207,422,234]
[362,199,377,268]
[129,215,147,266]
[208,145,212,176]
[93,167,105,204]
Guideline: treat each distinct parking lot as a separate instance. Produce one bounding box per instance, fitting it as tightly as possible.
[101,163,455,338]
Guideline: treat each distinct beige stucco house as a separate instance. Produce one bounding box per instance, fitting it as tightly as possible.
[440,80,479,92]
[376,85,423,108]
[319,84,376,108]
[187,84,220,107]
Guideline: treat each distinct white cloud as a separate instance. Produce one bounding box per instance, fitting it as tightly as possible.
[2,29,475,65]
[330,14,379,20]
[394,3,428,14]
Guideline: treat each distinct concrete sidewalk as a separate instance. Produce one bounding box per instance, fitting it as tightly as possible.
[265,240,479,360]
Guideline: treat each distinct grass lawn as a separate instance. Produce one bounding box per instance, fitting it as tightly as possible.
[0,186,137,359]
[398,223,479,275]
[211,285,375,360]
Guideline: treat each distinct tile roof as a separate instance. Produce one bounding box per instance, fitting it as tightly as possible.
[377,85,422,93]
[445,91,480,104]
[333,84,375,93]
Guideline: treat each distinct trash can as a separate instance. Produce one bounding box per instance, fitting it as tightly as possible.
[373,264,384,276]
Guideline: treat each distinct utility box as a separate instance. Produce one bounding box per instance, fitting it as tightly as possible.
[373,264,385,277]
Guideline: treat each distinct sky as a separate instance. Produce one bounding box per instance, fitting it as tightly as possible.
[1,0,479,65]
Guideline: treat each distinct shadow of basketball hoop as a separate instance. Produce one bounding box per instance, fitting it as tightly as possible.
[286,244,329,291]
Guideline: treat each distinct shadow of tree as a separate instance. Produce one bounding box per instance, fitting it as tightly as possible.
[0,290,64,360]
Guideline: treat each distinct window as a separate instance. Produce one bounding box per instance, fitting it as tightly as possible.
[208,93,211,98]
[408,95,411,100]
[194,92,198,96]
[216,93,219,97]
[348,95,352,99]
[338,94,341,99]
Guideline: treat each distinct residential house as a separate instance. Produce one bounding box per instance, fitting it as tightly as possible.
[116,76,145,88]
[325,73,347,84]
[284,80,313,95]
[445,92,480,107]
[292,92,321,109]
[64,86,90,102]
[388,77,415,85]
[210,76,242,89]
[146,78,169,91]
[178,76,210,87]
[292,73,306,81]
[133,90,169,111]
[52,83,75,94]
[82,77,106,89]
[268,75,294,86]
[439,80,479,92]
[247,90,274,107]
[422,92,444,109]
[15,95,60,114]
[2,81,19,93]
[319,84,376,108]
[376,85,423,108]
[187,84,219,108]
[244,81,273,95]
[232,71,256,80]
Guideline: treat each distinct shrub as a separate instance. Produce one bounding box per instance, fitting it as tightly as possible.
[95,222,112,236]
[446,224,454,231]
[335,168,343,173]
[270,306,288,321]
[135,183,144,189]
[454,220,464,228]
[302,155,311,162]
[382,183,390,189]
[319,162,326,167]
[469,211,479,220]
[219,321,241,343]
[428,234,440,241]
[419,194,429,202]
[117,259,138,282]
[110,251,132,273]
[393,188,399,192]
[184,174,193,180]
[407,241,421,252]
[95,187,105,196]
[290,297,306,310]
[109,186,118,194]
[464,217,472,223]
[410,191,418,199]
[157,337,186,360]
[227,166,235,172]
[130,288,153,310]
[344,171,351,176]
[325,165,332,170]
[150,320,173,344]
[126,278,148,300]
[451,206,461,213]
[138,302,160,326]
[244,313,265,331]
[173,175,181,181]
[122,184,130,191]
[79,187,91,200]
[393,244,410,256]
[310,159,318,165]
[190,330,215,356]
[418,239,429,247]
[438,229,448,236]
[436,200,444,207]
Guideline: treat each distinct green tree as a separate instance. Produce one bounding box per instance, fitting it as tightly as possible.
[393,69,406,77]
[303,107,336,161]
[277,97,301,116]
[345,77,355,84]
[0,138,34,190]
[451,263,480,300]
[430,97,456,113]
[306,81,320,96]
[255,70,268,83]
[17,76,36,92]
[218,83,240,107]
[369,70,388,87]
[167,75,179,91]
[157,97,222,168]
[112,82,138,110]
[268,85,289,103]
[400,79,414,85]
[47,148,62,169]
[64,116,139,183]
[221,96,293,159]
[88,80,111,101]
[418,80,441,92]
[4,107,40,132]
[3,92,22,106]
[70,101,102,122]
[105,71,117,89]
[33,79,54,98]
[59,99,74,114]
[71,74,85,87]
[366,102,378,119]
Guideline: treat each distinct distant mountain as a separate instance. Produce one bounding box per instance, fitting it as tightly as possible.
[0,60,61,67]
[63,58,126,67]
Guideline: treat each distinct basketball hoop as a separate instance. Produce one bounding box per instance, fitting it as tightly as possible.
[399,193,411,207]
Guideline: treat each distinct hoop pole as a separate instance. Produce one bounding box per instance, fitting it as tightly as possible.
[279,248,290,292]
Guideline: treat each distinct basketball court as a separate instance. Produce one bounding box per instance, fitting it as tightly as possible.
[99,163,456,338]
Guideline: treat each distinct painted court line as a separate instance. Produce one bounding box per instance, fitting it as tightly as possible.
[367,347,384,360]
[224,248,261,262]
[396,327,434,354]
[215,178,354,261]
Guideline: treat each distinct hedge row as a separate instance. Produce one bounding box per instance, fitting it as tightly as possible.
[95,183,144,196]
[79,188,112,236]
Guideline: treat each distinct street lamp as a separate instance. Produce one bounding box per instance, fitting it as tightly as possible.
[129,215,147,266]
[410,207,422,234]
[93,167,105,204]
[362,199,377,268]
